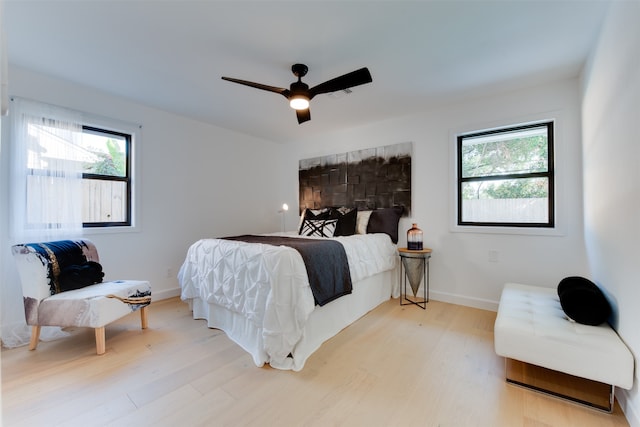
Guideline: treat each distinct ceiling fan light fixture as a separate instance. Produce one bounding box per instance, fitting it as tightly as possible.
[289,95,310,110]
[222,64,372,124]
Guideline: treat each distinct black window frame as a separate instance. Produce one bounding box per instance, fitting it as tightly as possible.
[457,121,555,228]
[82,125,132,228]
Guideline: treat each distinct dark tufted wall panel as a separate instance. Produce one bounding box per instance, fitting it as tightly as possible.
[299,142,412,215]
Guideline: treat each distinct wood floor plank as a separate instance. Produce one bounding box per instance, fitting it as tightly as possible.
[1,297,631,426]
[56,394,138,427]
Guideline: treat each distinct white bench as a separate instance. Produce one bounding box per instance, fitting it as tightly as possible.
[494,282,633,412]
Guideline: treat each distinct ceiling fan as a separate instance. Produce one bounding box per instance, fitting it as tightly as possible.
[221,64,372,124]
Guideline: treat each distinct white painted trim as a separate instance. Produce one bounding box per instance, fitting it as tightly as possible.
[81,113,142,234]
[429,290,498,312]
[448,110,567,237]
[151,287,181,301]
[617,389,640,427]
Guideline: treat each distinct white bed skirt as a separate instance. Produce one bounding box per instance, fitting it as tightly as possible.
[187,266,399,371]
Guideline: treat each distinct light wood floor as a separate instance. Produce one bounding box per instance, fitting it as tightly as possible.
[1,297,630,427]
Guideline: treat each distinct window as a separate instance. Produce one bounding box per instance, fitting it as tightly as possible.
[80,126,131,227]
[457,121,554,227]
[26,122,132,228]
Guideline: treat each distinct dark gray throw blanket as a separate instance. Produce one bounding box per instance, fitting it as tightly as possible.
[222,235,353,306]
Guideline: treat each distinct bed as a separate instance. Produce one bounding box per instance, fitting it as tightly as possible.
[178,216,401,371]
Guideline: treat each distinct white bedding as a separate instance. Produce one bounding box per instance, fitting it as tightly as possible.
[178,232,398,370]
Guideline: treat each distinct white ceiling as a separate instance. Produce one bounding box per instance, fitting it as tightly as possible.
[4,0,610,142]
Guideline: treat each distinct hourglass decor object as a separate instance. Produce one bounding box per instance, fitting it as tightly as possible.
[407,223,423,250]
[401,252,424,297]
[398,247,431,309]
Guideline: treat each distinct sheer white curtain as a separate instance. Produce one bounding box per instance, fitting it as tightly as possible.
[1,97,84,348]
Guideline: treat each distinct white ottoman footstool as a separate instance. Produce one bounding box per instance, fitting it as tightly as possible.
[494,283,633,412]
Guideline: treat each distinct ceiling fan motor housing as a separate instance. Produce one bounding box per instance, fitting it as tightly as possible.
[291,63,308,78]
[289,81,309,96]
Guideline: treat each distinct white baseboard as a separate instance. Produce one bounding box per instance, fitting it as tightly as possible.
[430,290,499,312]
[617,388,640,427]
[157,286,499,311]
[155,287,501,311]
[152,286,181,301]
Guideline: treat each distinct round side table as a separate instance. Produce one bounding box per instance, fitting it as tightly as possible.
[398,247,432,309]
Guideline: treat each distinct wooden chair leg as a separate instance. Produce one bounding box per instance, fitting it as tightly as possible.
[140,306,148,330]
[29,325,41,350]
[95,327,106,355]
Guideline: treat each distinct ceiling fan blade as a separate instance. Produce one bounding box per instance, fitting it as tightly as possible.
[309,67,372,99]
[221,76,288,95]
[296,108,311,124]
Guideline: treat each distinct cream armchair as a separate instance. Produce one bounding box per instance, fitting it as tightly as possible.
[12,239,151,355]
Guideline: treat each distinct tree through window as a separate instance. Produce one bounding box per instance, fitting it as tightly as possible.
[457,121,554,227]
[80,126,131,227]
[25,123,132,228]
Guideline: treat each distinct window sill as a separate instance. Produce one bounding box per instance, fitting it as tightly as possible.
[83,225,140,235]
[450,224,564,237]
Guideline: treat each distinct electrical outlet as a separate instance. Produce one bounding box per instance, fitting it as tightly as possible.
[488,250,499,262]
[166,267,173,278]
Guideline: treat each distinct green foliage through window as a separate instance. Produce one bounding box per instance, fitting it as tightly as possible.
[81,126,131,227]
[457,122,554,227]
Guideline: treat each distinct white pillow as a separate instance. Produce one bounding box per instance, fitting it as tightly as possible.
[356,210,373,235]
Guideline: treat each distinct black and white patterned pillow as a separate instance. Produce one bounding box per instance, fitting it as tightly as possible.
[297,208,332,233]
[299,219,338,238]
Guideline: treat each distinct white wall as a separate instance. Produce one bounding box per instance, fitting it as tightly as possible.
[1,66,287,301]
[581,1,640,424]
[283,77,589,310]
